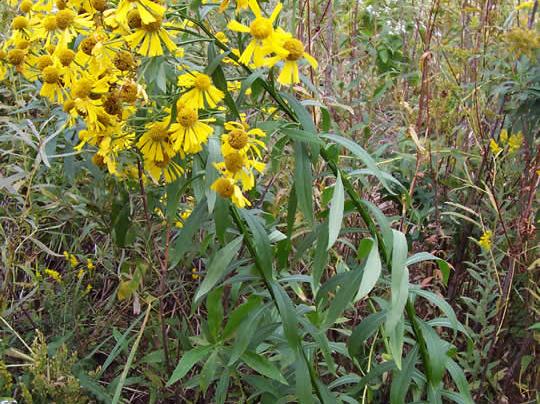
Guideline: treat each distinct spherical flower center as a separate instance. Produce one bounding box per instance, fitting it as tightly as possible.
[56,0,67,9]
[104,94,122,116]
[177,108,198,128]
[114,51,134,71]
[42,66,60,84]
[92,153,106,167]
[63,99,76,112]
[142,17,162,32]
[15,39,30,50]
[127,10,142,29]
[20,0,33,13]
[118,82,138,103]
[80,36,98,55]
[43,16,57,31]
[250,17,272,40]
[56,9,76,30]
[90,0,107,12]
[284,38,304,61]
[0,50,6,60]
[12,16,29,30]
[73,78,94,99]
[227,129,248,150]
[7,49,25,66]
[148,124,169,141]
[214,177,234,198]
[58,48,75,66]
[37,55,54,71]
[224,152,244,173]
[194,74,211,90]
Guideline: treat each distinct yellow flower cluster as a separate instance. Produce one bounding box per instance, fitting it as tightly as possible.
[211,119,266,208]
[478,230,493,250]
[1,0,313,208]
[490,129,524,156]
[226,0,318,85]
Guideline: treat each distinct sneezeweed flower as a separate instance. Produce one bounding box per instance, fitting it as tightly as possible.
[86,259,95,271]
[214,151,265,191]
[115,0,165,25]
[69,71,111,128]
[191,267,199,280]
[63,251,79,267]
[219,0,249,13]
[222,121,266,158]
[39,64,66,103]
[508,131,523,153]
[144,155,184,183]
[177,71,224,109]
[227,0,286,67]
[169,104,214,154]
[489,139,502,155]
[54,8,94,42]
[211,176,251,208]
[125,16,177,57]
[265,34,318,85]
[138,119,175,161]
[175,209,192,228]
[499,128,508,143]
[478,230,492,250]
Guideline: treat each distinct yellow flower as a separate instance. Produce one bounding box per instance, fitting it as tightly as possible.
[137,119,175,162]
[54,9,94,43]
[489,139,501,155]
[191,267,199,280]
[175,209,192,228]
[478,230,492,250]
[39,64,66,103]
[211,177,251,208]
[219,0,249,13]
[508,131,523,153]
[214,151,265,191]
[125,16,176,57]
[221,121,266,158]
[169,104,214,154]
[227,0,287,67]
[266,34,318,85]
[85,284,93,293]
[177,71,224,109]
[144,155,184,183]
[86,259,95,271]
[44,268,62,283]
[115,0,165,26]
[516,1,534,10]
[499,128,508,143]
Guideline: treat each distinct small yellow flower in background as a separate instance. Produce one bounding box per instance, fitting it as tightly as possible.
[77,268,85,279]
[86,259,95,271]
[115,0,165,26]
[175,209,192,228]
[515,1,534,10]
[177,71,224,109]
[489,139,502,155]
[85,284,93,294]
[222,121,266,159]
[478,230,493,250]
[44,268,62,283]
[499,128,508,143]
[508,131,523,153]
[125,16,177,57]
[63,251,79,267]
[191,267,199,280]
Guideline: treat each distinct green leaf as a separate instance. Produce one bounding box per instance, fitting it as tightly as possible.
[348,311,386,358]
[271,282,300,347]
[386,230,409,369]
[446,359,474,404]
[322,133,396,195]
[295,354,314,404]
[241,351,288,385]
[390,345,419,404]
[167,345,214,386]
[199,349,219,393]
[214,369,230,404]
[241,210,273,281]
[327,173,344,250]
[418,319,449,387]
[227,305,265,365]
[354,238,382,302]
[312,222,329,289]
[281,127,325,145]
[207,287,224,342]
[223,295,262,339]
[323,264,364,329]
[411,288,459,334]
[280,92,316,132]
[406,252,451,285]
[194,236,243,303]
[294,141,314,225]
[170,198,208,268]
